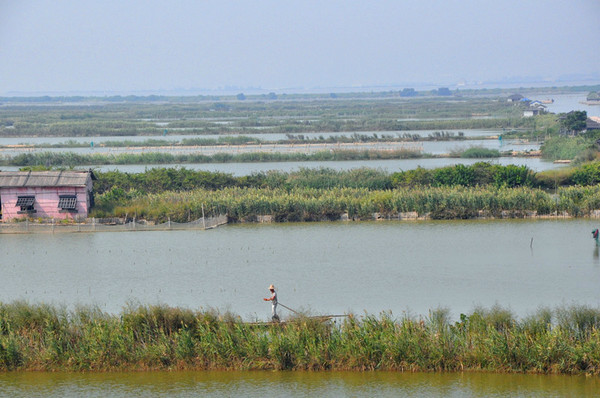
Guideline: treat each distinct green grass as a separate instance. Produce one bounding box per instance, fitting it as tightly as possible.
[0,301,598,373]
[541,136,593,161]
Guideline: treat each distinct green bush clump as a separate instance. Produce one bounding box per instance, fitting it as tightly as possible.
[459,147,501,158]
[390,163,533,188]
[571,162,600,185]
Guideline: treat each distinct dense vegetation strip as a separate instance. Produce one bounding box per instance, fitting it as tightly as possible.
[83,163,600,221]
[88,162,600,194]
[0,149,425,167]
[93,185,600,222]
[0,132,475,149]
[0,302,598,373]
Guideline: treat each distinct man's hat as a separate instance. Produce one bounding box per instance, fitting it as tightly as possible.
[269,284,275,290]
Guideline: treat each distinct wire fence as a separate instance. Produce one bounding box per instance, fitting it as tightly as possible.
[0,214,228,234]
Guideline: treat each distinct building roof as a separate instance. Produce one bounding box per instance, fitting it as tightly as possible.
[587,117,600,130]
[0,170,96,188]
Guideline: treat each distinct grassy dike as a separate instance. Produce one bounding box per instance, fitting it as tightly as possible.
[0,302,598,373]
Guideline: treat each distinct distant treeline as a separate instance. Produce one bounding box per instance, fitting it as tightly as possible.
[0,301,598,373]
[1,84,597,103]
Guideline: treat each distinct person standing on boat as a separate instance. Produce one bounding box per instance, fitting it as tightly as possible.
[263,284,279,322]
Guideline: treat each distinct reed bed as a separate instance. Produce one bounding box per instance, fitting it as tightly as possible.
[0,302,598,373]
[94,185,569,222]
[0,149,423,167]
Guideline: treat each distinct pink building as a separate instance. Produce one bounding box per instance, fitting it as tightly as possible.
[0,170,96,222]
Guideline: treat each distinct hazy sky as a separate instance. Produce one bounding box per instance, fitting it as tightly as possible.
[1,0,599,95]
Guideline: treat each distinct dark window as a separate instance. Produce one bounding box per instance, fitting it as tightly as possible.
[58,195,78,211]
[16,196,35,213]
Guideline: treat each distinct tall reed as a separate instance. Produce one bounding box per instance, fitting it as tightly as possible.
[93,185,570,222]
[0,302,598,373]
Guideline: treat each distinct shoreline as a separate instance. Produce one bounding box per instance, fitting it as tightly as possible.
[1,210,600,234]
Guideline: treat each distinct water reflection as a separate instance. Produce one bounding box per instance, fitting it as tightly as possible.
[0,371,596,397]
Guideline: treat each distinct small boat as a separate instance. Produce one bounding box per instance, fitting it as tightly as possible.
[541,99,554,104]
[245,314,349,326]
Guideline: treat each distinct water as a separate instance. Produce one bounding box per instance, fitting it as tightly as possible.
[0,371,596,397]
[75,156,567,174]
[1,220,599,319]
[0,156,564,175]
[524,93,600,116]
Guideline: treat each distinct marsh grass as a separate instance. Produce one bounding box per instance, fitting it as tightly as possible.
[1,149,423,167]
[0,302,598,374]
[94,185,567,222]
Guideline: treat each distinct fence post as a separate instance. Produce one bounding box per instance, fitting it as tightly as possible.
[202,204,206,229]
[168,217,171,230]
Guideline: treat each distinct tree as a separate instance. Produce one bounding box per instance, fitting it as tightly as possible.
[400,88,416,97]
[236,93,246,100]
[436,87,452,96]
[560,111,587,135]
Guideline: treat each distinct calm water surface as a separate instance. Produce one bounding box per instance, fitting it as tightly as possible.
[0,157,564,175]
[0,371,597,397]
[1,220,599,319]
[524,93,600,116]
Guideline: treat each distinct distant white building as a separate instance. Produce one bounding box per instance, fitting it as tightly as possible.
[523,103,547,117]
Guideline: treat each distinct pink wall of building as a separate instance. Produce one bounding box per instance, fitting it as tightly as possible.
[0,186,90,221]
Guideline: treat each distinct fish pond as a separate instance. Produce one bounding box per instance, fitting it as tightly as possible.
[1,219,599,319]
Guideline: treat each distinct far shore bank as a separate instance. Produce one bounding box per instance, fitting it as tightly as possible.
[1,210,600,234]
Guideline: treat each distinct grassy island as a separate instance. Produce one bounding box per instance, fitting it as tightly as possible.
[0,302,598,374]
